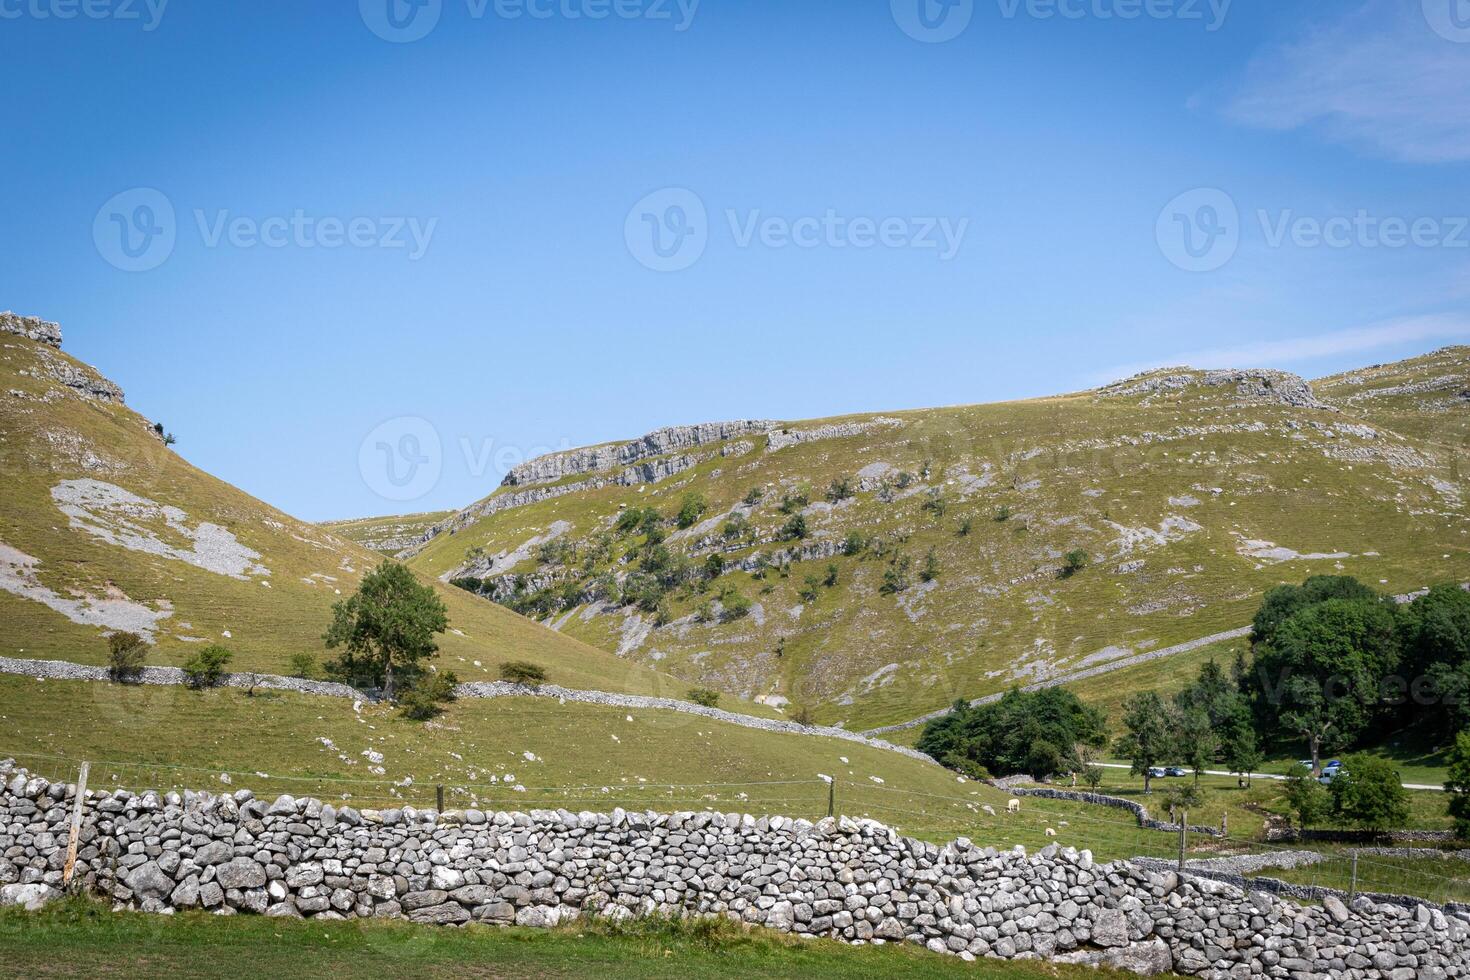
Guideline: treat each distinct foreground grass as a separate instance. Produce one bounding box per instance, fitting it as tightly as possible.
[0,899,1159,979]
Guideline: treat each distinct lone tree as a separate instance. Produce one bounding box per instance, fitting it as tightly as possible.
[1116,691,1174,794]
[1329,755,1410,833]
[1283,764,1331,831]
[106,631,148,682]
[324,561,448,700]
[1448,731,1470,840]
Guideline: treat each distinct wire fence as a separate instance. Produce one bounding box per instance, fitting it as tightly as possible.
[6,747,1465,906]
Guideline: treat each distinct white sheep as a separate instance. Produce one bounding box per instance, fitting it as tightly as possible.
[1007,798,1021,814]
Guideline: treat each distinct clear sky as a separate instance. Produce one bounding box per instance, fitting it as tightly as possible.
[2,0,1467,521]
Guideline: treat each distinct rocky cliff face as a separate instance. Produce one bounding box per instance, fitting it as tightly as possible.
[502,419,778,486]
[0,312,62,349]
[1098,368,1328,410]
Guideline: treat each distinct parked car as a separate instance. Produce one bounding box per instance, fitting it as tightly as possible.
[1323,759,1342,772]
[1147,767,1167,779]
[1319,768,1345,785]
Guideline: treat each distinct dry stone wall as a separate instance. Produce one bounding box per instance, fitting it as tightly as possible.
[3,761,1468,978]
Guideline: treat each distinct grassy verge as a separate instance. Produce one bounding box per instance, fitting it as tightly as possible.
[1243,850,1470,907]
[0,898,1163,979]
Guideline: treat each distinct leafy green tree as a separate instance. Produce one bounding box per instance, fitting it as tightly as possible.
[1447,730,1470,839]
[106,631,147,682]
[675,492,708,529]
[797,575,821,604]
[1174,707,1217,783]
[288,652,317,680]
[1060,549,1088,578]
[1219,709,1264,787]
[919,688,1107,781]
[181,645,233,689]
[1163,781,1207,822]
[742,487,764,506]
[1397,583,1470,734]
[823,563,839,587]
[1329,754,1410,832]
[1283,765,1332,830]
[842,531,867,556]
[779,513,808,541]
[1115,691,1173,794]
[399,669,458,721]
[687,687,720,708]
[1081,764,1105,792]
[825,478,852,502]
[1252,595,1400,773]
[1251,575,1379,647]
[323,561,449,699]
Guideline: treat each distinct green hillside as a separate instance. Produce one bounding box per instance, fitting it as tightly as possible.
[321,511,454,555]
[402,354,1470,731]
[0,316,683,697]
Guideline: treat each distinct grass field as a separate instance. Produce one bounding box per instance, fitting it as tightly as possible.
[1243,850,1470,907]
[0,898,1164,979]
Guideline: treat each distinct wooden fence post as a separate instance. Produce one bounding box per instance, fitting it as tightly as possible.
[436,784,445,812]
[62,761,89,888]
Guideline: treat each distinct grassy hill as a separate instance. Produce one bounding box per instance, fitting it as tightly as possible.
[322,511,454,555]
[397,353,1469,731]
[0,314,690,697]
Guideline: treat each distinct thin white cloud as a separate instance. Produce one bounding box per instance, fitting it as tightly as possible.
[1223,1,1470,164]
[1093,313,1470,384]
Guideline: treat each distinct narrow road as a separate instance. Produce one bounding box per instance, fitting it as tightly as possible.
[1093,762,1445,792]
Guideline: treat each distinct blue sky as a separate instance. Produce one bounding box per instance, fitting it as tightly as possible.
[1,0,1467,520]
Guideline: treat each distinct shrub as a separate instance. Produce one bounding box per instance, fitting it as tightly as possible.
[798,575,821,604]
[842,531,867,556]
[1330,754,1410,831]
[719,587,752,621]
[1081,765,1105,792]
[1060,549,1089,578]
[825,478,852,502]
[920,548,941,582]
[449,576,484,594]
[288,652,317,680]
[789,704,815,727]
[778,490,808,515]
[1284,765,1332,830]
[399,670,458,721]
[687,687,720,708]
[499,660,547,687]
[880,553,912,595]
[779,513,808,541]
[675,493,708,529]
[181,645,233,689]
[994,504,1011,522]
[921,488,947,518]
[106,632,147,682]
[721,513,751,542]
[703,553,725,579]
[957,517,973,537]
[743,487,764,506]
[823,563,839,587]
